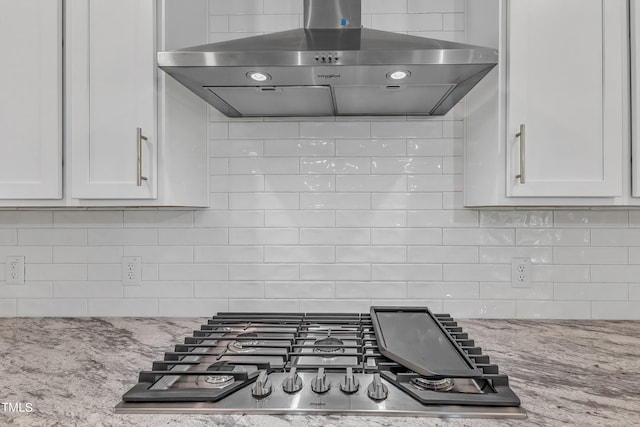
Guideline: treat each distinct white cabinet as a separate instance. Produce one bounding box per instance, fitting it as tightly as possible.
[0,0,209,208]
[0,0,62,199]
[68,0,157,199]
[632,0,640,198]
[465,0,628,206]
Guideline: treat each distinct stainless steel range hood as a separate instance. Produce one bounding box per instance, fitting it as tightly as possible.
[158,0,498,117]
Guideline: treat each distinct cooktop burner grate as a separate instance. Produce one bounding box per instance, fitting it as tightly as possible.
[116,309,526,418]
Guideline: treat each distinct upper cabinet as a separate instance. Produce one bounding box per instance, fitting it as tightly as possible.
[465,0,629,206]
[68,0,157,199]
[0,0,209,207]
[0,0,62,200]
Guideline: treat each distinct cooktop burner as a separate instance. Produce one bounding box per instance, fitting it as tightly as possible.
[115,307,526,418]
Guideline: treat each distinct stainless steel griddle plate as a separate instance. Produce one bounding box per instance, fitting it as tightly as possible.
[370,306,483,378]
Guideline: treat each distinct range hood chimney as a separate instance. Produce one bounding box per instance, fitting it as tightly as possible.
[158,0,498,117]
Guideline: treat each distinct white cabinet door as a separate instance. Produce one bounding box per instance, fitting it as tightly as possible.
[0,0,62,199]
[506,0,625,198]
[632,0,640,198]
[69,0,157,199]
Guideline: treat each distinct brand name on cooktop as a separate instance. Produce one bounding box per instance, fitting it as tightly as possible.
[317,74,341,79]
[309,402,326,407]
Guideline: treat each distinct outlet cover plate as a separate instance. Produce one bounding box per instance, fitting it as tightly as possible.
[6,256,25,284]
[122,256,141,286]
[511,258,531,288]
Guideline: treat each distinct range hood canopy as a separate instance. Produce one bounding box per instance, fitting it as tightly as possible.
[158,0,498,117]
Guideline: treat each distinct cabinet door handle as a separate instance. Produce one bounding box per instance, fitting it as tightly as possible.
[137,128,148,187]
[515,124,526,184]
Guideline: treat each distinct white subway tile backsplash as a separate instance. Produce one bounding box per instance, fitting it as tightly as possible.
[479,283,554,300]
[54,282,122,299]
[372,157,443,174]
[480,211,553,228]
[336,246,406,263]
[443,300,516,319]
[89,299,158,316]
[0,211,52,227]
[556,210,628,228]
[336,211,406,227]
[300,122,371,139]
[19,229,87,246]
[301,264,370,281]
[265,282,334,298]
[336,139,406,157]
[516,229,590,246]
[408,210,478,227]
[372,121,443,139]
[53,211,123,228]
[479,247,552,264]
[408,139,463,156]
[229,14,300,33]
[1,283,52,299]
[301,158,371,175]
[0,229,17,245]
[409,175,462,192]
[88,228,156,246]
[372,264,442,281]
[2,1,639,320]
[408,246,478,264]
[230,264,299,280]
[553,247,628,265]
[264,140,335,157]
[516,301,591,319]
[554,283,628,301]
[408,0,465,13]
[300,193,370,210]
[443,264,510,282]
[88,264,120,281]
[336,282,407,299]
[229,193,299,210]
[159,299,229,317]
[229,122,299,139]
[195,281,264,299]
[265,175,334,192]
[211,175,265,193]
[372,193,442,210]
[266,246,334,263]
[230,228,298,245]
[443,229,514,246]
[158,228,228,245]
[408,282,479,299]
[336,175,407,192]
[372,228,442,245]
[18,299,87,316]
[230,158,299,175]
[210,139,263,157]
[301,228,370,245]
[265,211,335,227]
[195,246,263,263]
[591,302,640,320]
[159,264,228,281]
[26,264,87,281]
[371,13,443,32]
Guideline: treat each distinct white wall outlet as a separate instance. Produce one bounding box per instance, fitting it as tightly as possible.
[511,258,532,288]
[122,256,141,286]
[6,256,25,284]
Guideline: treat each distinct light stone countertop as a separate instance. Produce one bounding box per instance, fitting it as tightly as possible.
[0,317,639,427]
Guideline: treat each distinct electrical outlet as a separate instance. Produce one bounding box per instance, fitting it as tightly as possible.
[6,256,25,284]
[122,256,141,286]
[511,258,531,288]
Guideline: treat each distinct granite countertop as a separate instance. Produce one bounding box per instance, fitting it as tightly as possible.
[0,317,638,427]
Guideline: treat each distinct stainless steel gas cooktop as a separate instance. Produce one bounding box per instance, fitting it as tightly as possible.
[115,307,526,418]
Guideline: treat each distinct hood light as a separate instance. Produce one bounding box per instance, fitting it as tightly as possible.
[386,70,411,81]
[247,72,271,82]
